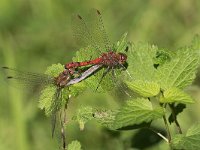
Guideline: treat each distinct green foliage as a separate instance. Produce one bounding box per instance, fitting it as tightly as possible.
[67,140,82,150]
[160,87,194,104]
[126,80,160,97]
[113,98,164,129]
[157,47,199,90]
[172,123,200,150]
[72,106,94,130]
[38,64,65,116]
[72,34,200,149]
[1,1,200,150]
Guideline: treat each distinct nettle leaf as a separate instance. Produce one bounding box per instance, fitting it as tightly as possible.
[38,85,57,115]
[38,64,65,116]
[72,106,94,130]
[126,42,158,82]
[115,32,128,53]
[113,98,164,129]
[93,109,117,129]
[160,87,194,104]
[172,123,200,150]
[157,47,199,90]
[125,80,160,97]
[72,33,129,92]
[153,49,174,67]
[67,140,82,150]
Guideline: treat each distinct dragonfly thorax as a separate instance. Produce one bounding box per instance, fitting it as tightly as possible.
[55,70,71,88]
[101,52,127,67]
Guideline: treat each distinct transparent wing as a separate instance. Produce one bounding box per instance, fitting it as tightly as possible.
[1,67,54,90]
[87,9,112,52]
[51,88,67,149]
[71,9,112,59]
[51,88,62,138]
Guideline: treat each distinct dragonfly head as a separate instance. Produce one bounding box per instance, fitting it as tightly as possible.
[118,53,127,64]
[55,70,71,88]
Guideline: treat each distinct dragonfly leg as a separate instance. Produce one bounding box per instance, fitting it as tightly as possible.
[96,67,110,91]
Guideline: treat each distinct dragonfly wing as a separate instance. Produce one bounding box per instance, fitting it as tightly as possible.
[87,9,112,52]
[71,9,112,60]
[1,67,54,91]
[51,88,67,149]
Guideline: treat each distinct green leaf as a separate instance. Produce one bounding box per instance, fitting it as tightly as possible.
[125,80,160,97]
[157,47,199,90]
[72,106,94,130]
[38,63,66,116]
[126,42,158,82]
[172,123,200,150]
[115,32,128,53]
[38,85,57,115]
[113,98,164,129]
[160,87,194,104]
[93,109,117,129]
[67,140,82,150]
[153,49,174,67]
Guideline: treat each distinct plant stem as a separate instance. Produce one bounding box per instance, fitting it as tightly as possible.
[162,103,172,143]
[169,104,182,134]
[163,114,171,142]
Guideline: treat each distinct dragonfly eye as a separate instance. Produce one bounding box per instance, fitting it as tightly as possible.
[118,53,127,64]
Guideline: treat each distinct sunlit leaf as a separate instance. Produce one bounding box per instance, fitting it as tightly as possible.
[157,47,199,90]
[113,98,164,129]
[125,80,160,97]
[172,123,200,150]
[67,140,82,150]
[160,87,194,104]
[72,106,94,130]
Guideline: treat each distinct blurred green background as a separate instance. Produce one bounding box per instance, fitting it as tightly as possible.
[0,0,200,150]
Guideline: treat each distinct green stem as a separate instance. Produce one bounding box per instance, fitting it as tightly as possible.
[163,113,171,143]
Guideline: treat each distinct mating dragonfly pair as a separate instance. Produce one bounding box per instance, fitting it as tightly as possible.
[2,9,131,149]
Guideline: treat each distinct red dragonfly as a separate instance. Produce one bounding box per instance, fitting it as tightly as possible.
[65,9,131,92]
[1,64,101,149]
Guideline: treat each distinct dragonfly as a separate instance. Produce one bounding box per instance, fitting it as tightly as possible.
[65,9,132,93]
[1,64,102,149]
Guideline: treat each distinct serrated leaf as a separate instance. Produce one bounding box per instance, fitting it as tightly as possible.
[160,87,194,104]
[157,47,199,90]
[73,106,94,130]
[153,49,174,67]
[126,42,158,82]
[125,80,160,97]
[113,98,164,129]
[38,64,66,116]
[115,32,128,53]
[172,123,200,150]
[93,109,117,129]
[38,85,57,115]
[67,140,82,150]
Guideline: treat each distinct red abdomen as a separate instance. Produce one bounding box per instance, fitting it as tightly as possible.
[65,57,102,69]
